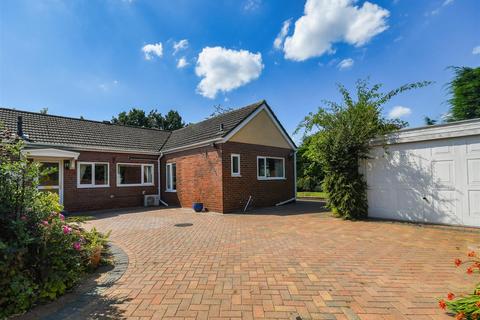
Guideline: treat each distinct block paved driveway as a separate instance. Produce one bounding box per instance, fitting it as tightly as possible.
[84,201,478,320]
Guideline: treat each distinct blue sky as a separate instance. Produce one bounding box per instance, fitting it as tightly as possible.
[1,0,479,141]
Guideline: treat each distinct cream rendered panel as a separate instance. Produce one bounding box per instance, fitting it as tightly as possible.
[229,110,291,149]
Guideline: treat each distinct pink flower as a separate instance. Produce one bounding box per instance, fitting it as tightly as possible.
[59,213,65,221]
[62,225,72,235]
[73,242,81,251]
[41,220,49,226]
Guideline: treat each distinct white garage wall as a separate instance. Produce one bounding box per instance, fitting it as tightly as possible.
[363,120,480,227]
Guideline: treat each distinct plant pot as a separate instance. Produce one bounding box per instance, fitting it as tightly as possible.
[193,202,203,213]
[90,246,102,268]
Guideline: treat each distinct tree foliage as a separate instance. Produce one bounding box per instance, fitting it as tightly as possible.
[297,79,431,219]
[111,108,185,130]
[296,135,323,192]
[0,127,109,317]
[446,66,480,122]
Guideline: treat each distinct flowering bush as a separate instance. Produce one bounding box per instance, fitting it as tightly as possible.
[439,251,480,319]
[0,128,110,317]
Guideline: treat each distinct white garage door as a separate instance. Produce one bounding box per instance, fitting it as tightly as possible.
[365,135,480,227]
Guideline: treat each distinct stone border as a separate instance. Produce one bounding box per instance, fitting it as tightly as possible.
[17,243,129,320]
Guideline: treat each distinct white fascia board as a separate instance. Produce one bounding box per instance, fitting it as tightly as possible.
[373,118,480,145]
[22,148,80,159]
[160,138,223,154]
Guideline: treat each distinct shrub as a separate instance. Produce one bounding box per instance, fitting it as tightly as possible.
[296,79,430,219]
[0,128,109,317]
[438,251,480,319]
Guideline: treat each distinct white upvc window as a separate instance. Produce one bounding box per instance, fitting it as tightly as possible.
[116,163,154,187]
[231,154,241,177]
[77,162,110,188]
[257,156,285,180]
[166,163,177,192]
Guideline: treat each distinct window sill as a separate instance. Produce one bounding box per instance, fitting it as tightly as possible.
[231,174,242,177]
[77,185,110,189]
[117,183,155,187]
[165,189,177,193]
[257,177,286,181]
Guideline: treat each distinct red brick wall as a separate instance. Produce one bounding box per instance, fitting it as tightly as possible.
[160,142,295,213]
[161,146,224,212]
[63,151,159,212]
[221,142,295,212]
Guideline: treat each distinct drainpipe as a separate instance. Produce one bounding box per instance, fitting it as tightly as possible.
[157,153,168,207]
[293,150,297,201]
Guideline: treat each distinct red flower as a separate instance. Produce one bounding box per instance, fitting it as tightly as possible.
[468,251,476,257]
[467,267,474,274]
[438,300,447,310]
[456,313,465,320]
[447,292,455,300]
[455,258,462,267]
[476,301,480,308]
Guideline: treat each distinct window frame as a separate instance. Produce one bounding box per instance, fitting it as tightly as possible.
[230,154,241,177]
[165,162,177,192]
[256,156,286,180]
[116,163,155,187]
[77,162,110,188]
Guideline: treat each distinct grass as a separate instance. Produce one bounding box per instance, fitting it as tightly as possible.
[297,191,328,199]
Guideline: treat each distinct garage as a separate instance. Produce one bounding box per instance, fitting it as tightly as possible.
[363,119,480,227]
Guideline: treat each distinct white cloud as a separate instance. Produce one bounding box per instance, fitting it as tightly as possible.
[429,0,454,15]
[274,19,291,49]
[283,0,389,61]
[244,0,261,11]
[473,46,480,55]
[176,57,189,69]
[173,39,189,55]
[142,43,163,60]
[337,58,354,70]
[388,105,411,118]
[195,46,264,99]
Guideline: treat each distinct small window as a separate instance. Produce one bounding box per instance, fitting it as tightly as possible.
[166,163,176,192]
[117,163,154,187]
[231,154,241,177]
[257,156,285,180]
[77,162,109,188]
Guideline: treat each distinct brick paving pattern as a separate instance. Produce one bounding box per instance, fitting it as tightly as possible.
[84,202,478,320]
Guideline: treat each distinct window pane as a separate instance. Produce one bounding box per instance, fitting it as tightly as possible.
[95,164,108,185]
[79,164,92,185]
[172,164,176,190]
[232,156,239,174]
[166,164,171,189]
[143,165,153,184]
[39,162,59,186]
[119,165,141,184]
[258,158,265,177]
[266,158,284,178]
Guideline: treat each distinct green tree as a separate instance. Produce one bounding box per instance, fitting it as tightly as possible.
[296,135,323,192]
[297,79,430,219]
[162,110,185,130]
[446,66,480,121]
[111,108,185,130]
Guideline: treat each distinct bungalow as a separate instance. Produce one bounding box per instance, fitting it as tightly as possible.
[0,101,297,213]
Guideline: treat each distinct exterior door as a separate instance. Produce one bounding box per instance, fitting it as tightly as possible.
[38,161,64,205]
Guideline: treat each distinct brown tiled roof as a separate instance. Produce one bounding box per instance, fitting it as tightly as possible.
[0,100,278,154]
[0,108,171,153]
[161,101,264,151]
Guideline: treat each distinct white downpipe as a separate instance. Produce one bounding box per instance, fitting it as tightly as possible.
[157,153,168,207]
[243,195,252,213]
[293,150,297,201]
